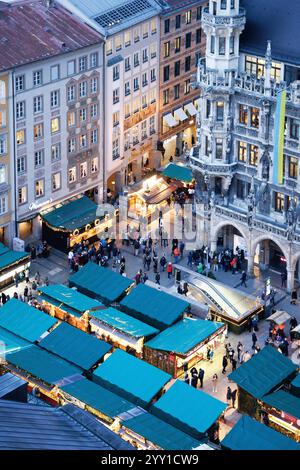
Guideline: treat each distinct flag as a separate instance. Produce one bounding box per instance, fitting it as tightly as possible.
[273,89,286,185]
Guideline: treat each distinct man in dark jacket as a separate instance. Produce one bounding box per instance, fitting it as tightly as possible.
[222,355,228,374]
[198,368,205,388]
[252,331,257,349]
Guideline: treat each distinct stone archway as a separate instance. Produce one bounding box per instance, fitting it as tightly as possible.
[210,220,250,254]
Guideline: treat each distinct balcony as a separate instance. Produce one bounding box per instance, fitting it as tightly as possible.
[202,6,246,28]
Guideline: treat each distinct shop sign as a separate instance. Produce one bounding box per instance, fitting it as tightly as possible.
[29,198,53,211]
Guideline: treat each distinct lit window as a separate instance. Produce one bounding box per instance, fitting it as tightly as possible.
[80,162,87,178]
[185,10,192,24]
[52,172,61,191]
[164,41,170,58]
[115,35,122,51]
[106,40,112,55]
[238,141,247,162]
[275,192,285,212]
[239,104,248,125]
[0,195,7,215]
[124,31,131,47]
[51,144,61,162]
[35,179,44,198]
[69,167,76,183]
[0,110,5,127]
[51,118,60,134]
[16,129,25,145]
[175,37,181,53]
[288,156,298,179]
[134,28,140,43]
[34,123,43,140]
[68,111,76,127]
[151,19,157,34]
[142,23,148,39]
[80,134,87,148]
[249,144,258,166]
[91,157,98,173]
[18,186,27,205]
[250,107,260,128]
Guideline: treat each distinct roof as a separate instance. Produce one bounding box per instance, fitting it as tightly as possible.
[0,400,133,450]
[41,196,99,232]
[291,374,300,390]
[92,349,171,408]
[69,262,133,304]
[162,164,193,183]
[6,344,82,386]
[0,242,29,271]
[122,412,202,450]
[0,373,27,399]
[0,0,103,73]
[158,0,205,15]
[240,0,300,66]
[38,284,104,315]
[229,346,298,399]
[90,306,159,339]
[267,310,291,325]
[262,390,300,420]
[0,298,57,343]
[120,284,189,330]
[0,326,31,355]
[61,378,136,419]
[39,322,111,370]
[152,381,226,438]
[145,318,224,355]
[221,415,300,451]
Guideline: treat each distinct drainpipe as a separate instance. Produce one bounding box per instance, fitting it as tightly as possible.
[102,37,106,203]
[11,68,18,239]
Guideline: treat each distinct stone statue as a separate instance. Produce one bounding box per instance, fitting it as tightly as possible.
[262,158,270,180]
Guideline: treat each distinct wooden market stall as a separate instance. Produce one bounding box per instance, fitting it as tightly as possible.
[0,242,30,289]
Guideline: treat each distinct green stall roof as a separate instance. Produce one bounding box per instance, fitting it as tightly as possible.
[39,322,111,370]
[41,195,98,231]
[0,243,29,271]
[151,380,226,439]
[262,390,300,420]
[69,262,133,304]
[38,284,104,315]
[120,284,189,331]
[61,378,135,419]
[229,346,297,399]
[122,412,202,450]
[145,318,224,355]
[92,349,171,408]
[0,298,57,342]
[291,374,300,397]
[162,163,193,183]
[221,415,300,450]
[0,327,31,355]
[91,307,159,339]
[6,344,82,386]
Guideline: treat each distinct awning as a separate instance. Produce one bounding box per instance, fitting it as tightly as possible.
[147,185,177,204]
[267,310,291,325]
[163,113,178,127]
[184,102,197,116]
[174,107,188,122]
[162,163,193,183]
[0,242,29,273]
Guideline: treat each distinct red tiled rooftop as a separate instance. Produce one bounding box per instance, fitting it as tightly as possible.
[0,0,103,72]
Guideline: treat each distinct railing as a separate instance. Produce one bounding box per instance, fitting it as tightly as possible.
[202,7,246,28]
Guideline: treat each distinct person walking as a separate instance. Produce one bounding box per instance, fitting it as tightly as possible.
[25,267,30,284]
[231,389,237,408]
[198,368,204,388]
[160,255,167,272]
[291,289,298,305]
[184,373,190,385]
[240,271,247,287]
[226,386,232,406]
[252,331,257,349]
[228,347,234,363]
[167,262,173,279]
[237,341,243,363]
[222,355,228,374]
[191,372,198,389]
[231,358,237,372]
[281,271,287,288]
[212,373,218,393]
[142,272,148,284]
[155,272,160,285]
[135,272,141,285]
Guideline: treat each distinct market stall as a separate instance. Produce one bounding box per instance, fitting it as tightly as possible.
[143,318,226,377]
[0,242,30,289]
[162,163,193,184]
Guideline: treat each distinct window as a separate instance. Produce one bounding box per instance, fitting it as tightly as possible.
[275,192,285,212]
[210,36,215,54]
[239,104,248,125]
[134,28,140,43]
[238,141,247,162]
[197,6,202,20]
[68,111,76,127]
[133,77,139,91]
[124,31,131,47]
[106,40,113,55]
[150,68,156,82]
[142,94,148,108]
[151,19,157,34]
[290,119,300,140]
[184,79,190,94]
[79,108,87,122]
[91,157,98,173]
[288,156,298,179]
[16,129,25,146]
[221,0,227,9]
[174,84,180,100]
[174,61,180,77]
[80,162,87,178]
[0,195,7,215]
[113,65,120,81]
[150,43,156,59]
[124,102,131,118]
[163,89,169,105]
[67,60,76,76]
[164,19,170,34]
[0,135,6,154]
[206,100,211,118]
[250,107,260,128]
[195,52,201,67]
[90,77,98,93]
[134,53,139,67]
[68,138,76,153]
[175,14,181,29]
[164,41,170,58]
[125,57,131,72]
[34,123,43,140]
[175,37,181,53]
[35,179,44,198]
[150,115,155,135]
[0,80,5,102]
[79,81,87,98]
[15,75,25,92]
[0,110,5,127]
[216,101,224,121]
[67,84,76,102]
[245,55,265,79]
[51,118,60,134]
[91,129,98,144]
[141,120,147,139]
[113,111,120,126]
[142,72,148,87]
[50,65,59,81]
[33,96,43,114]
[17,156,26,174]
[142,48,148,63]
[91,103,98,119]
[112,138,119,160]
[231,0,235,7]
[18,186,27,205]
[142,23,148,39]
[185,10,192,24]
[33,70,42,87]
[230,36,235,55]
[52,172,61,191]
[16,101,25,120]
[79,56,87,72]
[125,81,130,96]
[163,65,170,82]
[185,56,191,72]
[50,90,59,108]
[196,29,201,44]
[51,143,61,161]
[69,167,76,183]
[90,52,98,68]
[236,180,245,199]
[80,134,87,148]
[205,136,210,156]
[216,139,223,159]
[34,149,44,168]
[115,36,122,51]
[185,32,191,49]
[249,144,258,166]
[219,37,226,55]
[149,88,156,103]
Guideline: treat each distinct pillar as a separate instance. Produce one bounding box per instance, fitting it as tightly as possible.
[287,268,294,293]
[32,215,42,241]
[210,239,217,253]
[247,254,254,277]
[149,149,162,170]
[132,160,142,182]
[115,171,125,194]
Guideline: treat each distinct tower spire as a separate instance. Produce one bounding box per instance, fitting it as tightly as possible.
[264,40,272,96]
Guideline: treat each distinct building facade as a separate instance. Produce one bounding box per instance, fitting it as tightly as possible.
[158,0,206,161]
[191,0,300,291]
[0,0,104,243]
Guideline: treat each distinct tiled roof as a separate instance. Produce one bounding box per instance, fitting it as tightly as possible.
[0,0,103,72]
